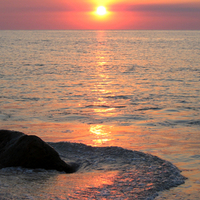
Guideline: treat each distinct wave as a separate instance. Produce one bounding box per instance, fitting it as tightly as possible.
[52,142,186,199]
[136,107,162,111]
[0,142,186,199]
[106,95,131,100]
[85,104,126,109]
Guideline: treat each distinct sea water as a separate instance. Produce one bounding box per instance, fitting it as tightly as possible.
[0,30,199,199]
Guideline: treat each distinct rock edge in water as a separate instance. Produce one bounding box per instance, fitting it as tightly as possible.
[0,130,78,173]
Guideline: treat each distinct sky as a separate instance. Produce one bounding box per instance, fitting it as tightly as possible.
[0,0,200,30]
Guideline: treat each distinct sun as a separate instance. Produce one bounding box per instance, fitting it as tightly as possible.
[96,6,107,16]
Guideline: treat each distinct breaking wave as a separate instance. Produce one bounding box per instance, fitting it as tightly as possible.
[0,142,186,199]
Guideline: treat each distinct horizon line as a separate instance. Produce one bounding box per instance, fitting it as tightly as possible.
[0,29,200,31]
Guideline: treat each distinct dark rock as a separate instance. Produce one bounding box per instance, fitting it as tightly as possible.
[0,130,78,173]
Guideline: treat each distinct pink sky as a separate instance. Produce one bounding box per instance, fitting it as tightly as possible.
[0,0,200,30]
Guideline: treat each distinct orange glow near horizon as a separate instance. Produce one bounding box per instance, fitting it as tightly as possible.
[0,0,199,29]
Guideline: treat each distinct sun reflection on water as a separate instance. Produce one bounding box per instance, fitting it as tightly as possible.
[86,32,117,146]
[89,124,112,146]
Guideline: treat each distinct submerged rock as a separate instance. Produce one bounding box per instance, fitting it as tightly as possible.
[0,130,78,173]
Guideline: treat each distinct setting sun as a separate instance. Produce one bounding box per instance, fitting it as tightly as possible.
[96,6,107,16]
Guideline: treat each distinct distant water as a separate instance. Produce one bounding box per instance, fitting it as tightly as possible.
[0,30,200,199]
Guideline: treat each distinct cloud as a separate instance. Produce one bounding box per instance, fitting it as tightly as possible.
[0,0,71,13]
[111,3,200,13]
[0,0,93,13]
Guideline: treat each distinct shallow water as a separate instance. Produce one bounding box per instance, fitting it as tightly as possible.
[0,142,186,199]
[0,30,200,199]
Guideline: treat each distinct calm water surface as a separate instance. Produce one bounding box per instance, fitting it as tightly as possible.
[0,30,200,199]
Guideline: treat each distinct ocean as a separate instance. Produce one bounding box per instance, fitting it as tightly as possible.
[0,30,199,199]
